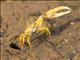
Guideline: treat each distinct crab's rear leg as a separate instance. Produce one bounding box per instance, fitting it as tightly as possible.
[26,34,32,48]
[36,26,51,37]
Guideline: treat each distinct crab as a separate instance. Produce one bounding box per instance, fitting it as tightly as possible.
[18,6,71,48]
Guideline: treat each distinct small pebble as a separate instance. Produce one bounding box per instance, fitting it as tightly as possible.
[69,33,72,35]
[70,22,74,25]
[64,38,69,43]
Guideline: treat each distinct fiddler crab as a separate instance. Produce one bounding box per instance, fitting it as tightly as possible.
[18,6,71,48]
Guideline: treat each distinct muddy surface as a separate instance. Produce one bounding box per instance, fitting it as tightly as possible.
[1,1,80,60]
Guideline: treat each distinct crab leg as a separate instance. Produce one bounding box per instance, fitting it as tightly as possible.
[36,26,51,37]
[18,33,25,48]
[26,34,32,48]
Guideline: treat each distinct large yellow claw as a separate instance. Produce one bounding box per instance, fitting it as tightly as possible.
[44,6,71,18]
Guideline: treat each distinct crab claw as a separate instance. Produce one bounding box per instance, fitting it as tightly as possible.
[45,6,71,18]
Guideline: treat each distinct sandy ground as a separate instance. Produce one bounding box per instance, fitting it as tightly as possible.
[1,1,80,60]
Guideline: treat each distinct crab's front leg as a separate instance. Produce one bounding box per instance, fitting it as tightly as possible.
[18,33,26,48]
[36,26,51,37]
[18,33,31,48]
